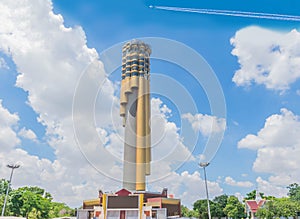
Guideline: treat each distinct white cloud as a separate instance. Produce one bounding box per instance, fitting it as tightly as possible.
[151,98,194,165]
[18,127,37,141]
[224,176,253,188]
[296,90,300,96]
[149,171,223,208]
[0,0,120,206]
[256,177,288,197]
[238,108,300,192]
[235,192,243,202]
[0,100,20,152]
[182,113,226,136]
[0,57,9,69]
[0,100,19,125]
[238,134,264,150]
[231,26,300,91]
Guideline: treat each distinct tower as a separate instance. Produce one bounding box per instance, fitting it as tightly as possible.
[120,40,151,191]
[80,41,181,219]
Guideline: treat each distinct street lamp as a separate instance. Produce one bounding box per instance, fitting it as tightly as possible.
[1,164,20,216]
[199,162,211,219]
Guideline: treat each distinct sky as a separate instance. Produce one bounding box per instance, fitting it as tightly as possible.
[0,0,300,208]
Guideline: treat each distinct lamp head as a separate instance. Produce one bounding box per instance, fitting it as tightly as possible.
[7,164,20,169]
[199,162,210,168]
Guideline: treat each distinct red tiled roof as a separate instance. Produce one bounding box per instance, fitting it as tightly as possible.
[258,200,266,207]
[115,188,132,196]
[246,200,266,213]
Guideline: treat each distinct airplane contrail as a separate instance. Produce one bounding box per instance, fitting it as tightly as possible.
[150,5,300,21]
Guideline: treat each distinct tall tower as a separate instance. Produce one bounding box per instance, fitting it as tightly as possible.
[120,40,151,191]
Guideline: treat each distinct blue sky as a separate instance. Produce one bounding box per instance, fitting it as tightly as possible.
[1,0,300,208]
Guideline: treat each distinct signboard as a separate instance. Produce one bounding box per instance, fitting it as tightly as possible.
[107,196,139,209]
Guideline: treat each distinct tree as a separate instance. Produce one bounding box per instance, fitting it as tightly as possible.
[224,196,245,219]
[8,186,52,219]
[264,195,276,201]
[187,210,200,218]
[211,194,228,219]
[0,179,12,215]
[49,202,75,218]
[244,190,265,201]
[0,184,75,219]
[181,205,190,217]
[181,205,200,218]
[193,199,212,219]
[287,183,300,202]
[0,179,10,195]
[257,197,300,219]
[256,200,275,219]
[273,197,300,218]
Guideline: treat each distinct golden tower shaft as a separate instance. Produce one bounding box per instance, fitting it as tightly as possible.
[120,40,151,191]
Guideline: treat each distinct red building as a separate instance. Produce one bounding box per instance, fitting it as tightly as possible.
[245,199,266,219]
[79,188,181,219]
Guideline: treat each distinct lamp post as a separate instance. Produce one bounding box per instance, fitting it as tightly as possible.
[1,164,20,216]
[200,162,211,219]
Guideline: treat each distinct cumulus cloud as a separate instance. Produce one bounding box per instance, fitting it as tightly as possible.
[151,99,194,164]
[18,127,37,141]
[235,192,244,202]
[0,0,206,207]
[0,100,20,153]
[0,0,120,206]
[182,113,226,136]
[238,108,300,189]
[256,177,288,197]
[231,26,300,91]
[150,171,223,208]
[0,57,9,69]
[224,176,253,188]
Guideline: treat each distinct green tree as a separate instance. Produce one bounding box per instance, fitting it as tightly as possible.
[244,190,265,201]
[256,200,275,219]
[181,205,200,218]
[0,184,75,219]
[193,199,212,219]
[211,194,228,219]
[49,202,75,218]
[257,197,300,219]
[0,179,12,215]
[224,196,245,219]
[0,195,4,215]
[273,197,300,218]
[181,205,190,217]
[287,183,300,202]
[8,186,52,219]
[187,210,200,218]
[0,179,10,195]
[264,195,276,201]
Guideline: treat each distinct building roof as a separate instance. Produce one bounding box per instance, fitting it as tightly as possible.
[245,200,266,213]
[83,198,101,209]
[115,188,132,196]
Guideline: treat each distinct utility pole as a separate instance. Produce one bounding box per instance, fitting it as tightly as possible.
[200,162,211,219]
[1,164,20,216]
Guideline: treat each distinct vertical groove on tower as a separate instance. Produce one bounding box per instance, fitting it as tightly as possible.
[135,75,146,191]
